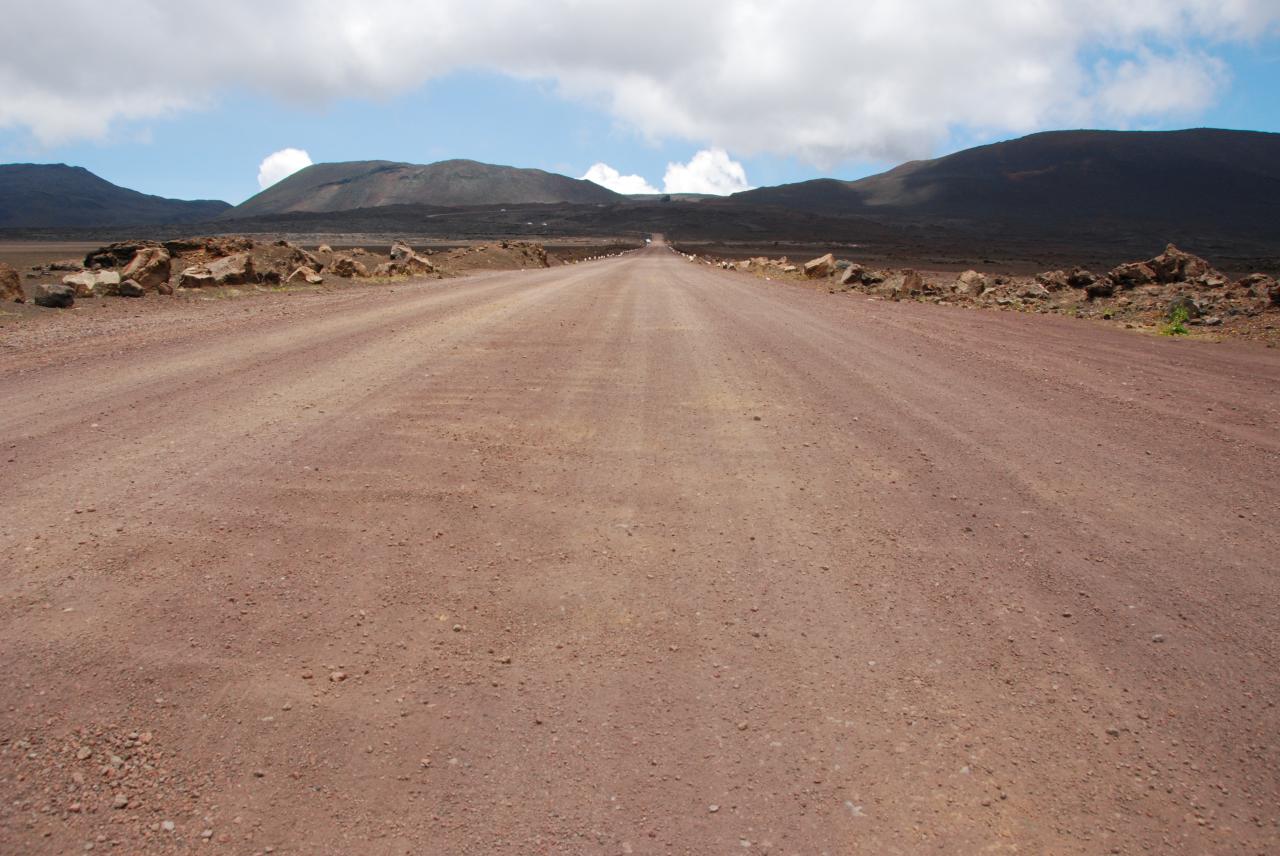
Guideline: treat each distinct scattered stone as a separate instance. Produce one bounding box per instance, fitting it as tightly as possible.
[111,793,128,809]
[62,270,120,297]
[0,262,24,302]
[117,279,146,298]
[329,671,347,682]
[33,282,76,308]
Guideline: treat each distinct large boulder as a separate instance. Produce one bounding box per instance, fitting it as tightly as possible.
[1036,270,1070,291]
[178,267,215,289]
[803,253,836,279]
[1084,278,1115,300]
[62,270,120,297]
[286,266,324,285]
[389,240,415,262]
[33,283,75,308]
[1065,268,1099,290]
[120,246,172,293]
[329,255,369,278]
[882,270,924,300]
[1016,281,1051,300]
[178,252,256,288]
[207,252,256,285]
[1109,262,1155,289]
[836,263,870,289]
[955,270,988,295]
[1167,294,1203,320]
[1149,244,1214,284]
[0,262,24,302]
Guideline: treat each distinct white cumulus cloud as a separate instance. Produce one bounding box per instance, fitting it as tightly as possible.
[662,149,751,195]
[257,148,313,190]
[580,162,660,194]
[1,1,1277,162]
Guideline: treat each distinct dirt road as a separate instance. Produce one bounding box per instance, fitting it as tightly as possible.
[3,245,1278,855]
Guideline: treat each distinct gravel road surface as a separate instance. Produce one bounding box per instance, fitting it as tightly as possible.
[3,244,1278,854]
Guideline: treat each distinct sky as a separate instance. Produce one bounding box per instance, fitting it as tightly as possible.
[1,0,1278,205]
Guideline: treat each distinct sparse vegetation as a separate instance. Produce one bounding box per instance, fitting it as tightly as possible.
[1161,305,1190,336]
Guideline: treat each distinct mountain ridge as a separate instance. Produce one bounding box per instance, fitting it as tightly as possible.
[729,129,1280,236]
[0,163,230,228]
[228,158,624,217]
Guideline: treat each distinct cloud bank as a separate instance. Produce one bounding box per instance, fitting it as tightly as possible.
[581,163,659,195]
[584,149,752,195]
[1,1,1277,162]
[662,149,751,195]
[257,148,313,190]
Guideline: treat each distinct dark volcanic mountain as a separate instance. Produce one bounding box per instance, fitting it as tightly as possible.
[731,129,1280,238]
[0,163,231,228]
[230,159,623,217]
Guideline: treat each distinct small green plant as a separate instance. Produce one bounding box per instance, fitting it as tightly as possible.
[1161,305,1190,336]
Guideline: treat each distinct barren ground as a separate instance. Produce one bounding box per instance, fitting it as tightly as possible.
[2,244,1278,855]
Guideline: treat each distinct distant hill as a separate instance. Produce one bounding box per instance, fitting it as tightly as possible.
[229,159,624,217]
[0,163,231,228]
[730,129,1280,237]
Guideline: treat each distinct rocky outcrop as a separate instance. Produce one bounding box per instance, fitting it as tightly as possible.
[121,246,172,293]
[33,283,75,308]
[1,262,24,302]
[84,241,160,269]
[1150,244,1215,284]
[163,236,255,258]
[118,279,146,297]
[63,270,120,297]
